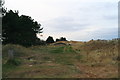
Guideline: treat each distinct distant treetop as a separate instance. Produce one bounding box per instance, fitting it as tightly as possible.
[56,37,67,42]
[46,36,54,44]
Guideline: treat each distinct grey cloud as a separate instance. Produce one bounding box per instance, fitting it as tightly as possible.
[89,27,118,40]
[103,15,117,20]
[49,17,90,32]
[43,1,118,41]
[73,27,118,41]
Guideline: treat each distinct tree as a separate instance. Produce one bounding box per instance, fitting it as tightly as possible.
[2,10,43,46]
[60,37,67,41]
[46,36,54,44]
[56,38,60,42]
[56,37,67,42]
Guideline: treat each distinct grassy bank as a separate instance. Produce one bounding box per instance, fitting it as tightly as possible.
[2,39,119,78]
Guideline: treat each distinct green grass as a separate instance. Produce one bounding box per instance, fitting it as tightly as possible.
[54,56,74,65]
[49,46,76,54]
[43,56,51,61]
[2,58,22,78]
[2,44,78,78]
[50,46,64,54]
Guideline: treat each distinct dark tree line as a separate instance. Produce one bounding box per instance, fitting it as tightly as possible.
[2,9,44,47]
[46,36,54,44]
[56,37,67,42]
[45,36,67,44]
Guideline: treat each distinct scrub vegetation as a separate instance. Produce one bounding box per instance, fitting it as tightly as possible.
[2,39,119,78]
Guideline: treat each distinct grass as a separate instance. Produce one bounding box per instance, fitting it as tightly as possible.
[75,55,82,61]
[2,39,119,78]
[2,58,22,78]
[50,46,64,54]
[54,56,74,65]
[49,45,76,54]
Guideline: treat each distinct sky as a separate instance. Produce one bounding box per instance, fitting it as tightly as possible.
[4,0,119,41]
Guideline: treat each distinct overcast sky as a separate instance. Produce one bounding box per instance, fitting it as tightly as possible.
[4,0,119,41]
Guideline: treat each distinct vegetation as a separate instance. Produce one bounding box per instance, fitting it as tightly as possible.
[46,36,54,44]
[56,37,67,42]
[2,39,119,78]
[2,10,43,47]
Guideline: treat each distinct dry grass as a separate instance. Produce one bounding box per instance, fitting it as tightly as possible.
[2,39,119,78]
